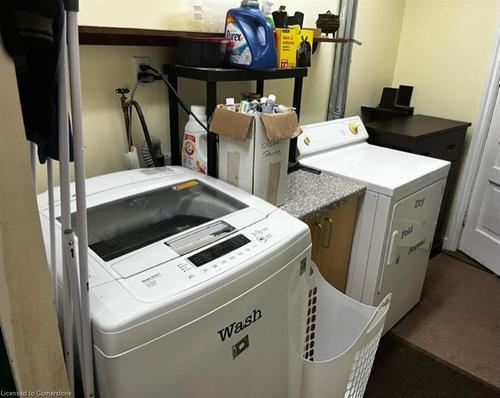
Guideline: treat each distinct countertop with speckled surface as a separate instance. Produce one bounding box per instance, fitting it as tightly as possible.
[280,170,366,221]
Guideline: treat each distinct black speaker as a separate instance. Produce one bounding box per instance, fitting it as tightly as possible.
[397,85,414,106]
[379,87,399,109]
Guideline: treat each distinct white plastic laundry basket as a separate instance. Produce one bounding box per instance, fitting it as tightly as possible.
[292,263,391,398]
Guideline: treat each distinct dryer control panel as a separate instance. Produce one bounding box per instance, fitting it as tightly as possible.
[298,116,369,158]
[118,219,292,303]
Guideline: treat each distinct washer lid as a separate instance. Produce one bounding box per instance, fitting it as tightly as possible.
[82,179,248,264]
[299,142,450,196]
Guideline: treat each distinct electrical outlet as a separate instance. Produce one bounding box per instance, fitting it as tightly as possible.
[132,56,151,84]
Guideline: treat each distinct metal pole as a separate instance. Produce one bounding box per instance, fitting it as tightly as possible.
[327,0,359,120]
[67,9,95,398]
[63,229,84,375]
[57,12,75,395]
[47,159,57,306]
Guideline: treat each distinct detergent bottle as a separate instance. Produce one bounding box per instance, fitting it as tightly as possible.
[182,105,207,175]
[225,0,277,70]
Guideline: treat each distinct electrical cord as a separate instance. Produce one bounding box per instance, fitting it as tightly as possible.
[139,64,210,134]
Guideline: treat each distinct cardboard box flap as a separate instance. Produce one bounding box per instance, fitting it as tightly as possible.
[209,105,254,141]
[261,111,302,141]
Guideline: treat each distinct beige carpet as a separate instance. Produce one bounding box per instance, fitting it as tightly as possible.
[392,253,500,388]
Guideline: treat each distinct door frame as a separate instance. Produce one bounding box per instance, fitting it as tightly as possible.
[445,25,500,251]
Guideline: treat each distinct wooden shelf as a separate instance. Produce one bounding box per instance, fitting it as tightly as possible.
[78,25,223,46]
[314,36,362,45]
[78,25,361,46]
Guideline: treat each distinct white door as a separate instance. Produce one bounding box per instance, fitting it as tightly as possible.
[460,87,500,275]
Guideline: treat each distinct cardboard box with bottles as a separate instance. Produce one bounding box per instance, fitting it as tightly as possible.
[210,105,301,205]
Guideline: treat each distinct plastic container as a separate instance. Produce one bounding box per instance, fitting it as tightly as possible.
[176,37,229,67]
[182,106,208,175]
[192,1,237,33]
[225,0,277,70]
[290,263,391,398]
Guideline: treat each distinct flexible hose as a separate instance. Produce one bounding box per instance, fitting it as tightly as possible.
[128,80,139,149]
[129,100,160,167]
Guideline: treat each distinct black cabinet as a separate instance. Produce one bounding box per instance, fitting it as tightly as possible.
[365,115,471,253]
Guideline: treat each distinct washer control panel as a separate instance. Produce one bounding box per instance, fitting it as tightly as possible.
[188,235,251,267]
[119,221,291,303]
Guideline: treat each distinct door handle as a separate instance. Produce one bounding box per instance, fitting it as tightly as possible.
[386,230,399,266]
[321,217,333,248]
[315,222,323,254]
[378,230,399,294]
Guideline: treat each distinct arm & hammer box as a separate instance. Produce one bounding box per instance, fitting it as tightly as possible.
[210,105,301,206]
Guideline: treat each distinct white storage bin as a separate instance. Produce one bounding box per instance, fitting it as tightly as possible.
[292,264,391,398]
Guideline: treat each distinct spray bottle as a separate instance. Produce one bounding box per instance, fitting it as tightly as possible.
[261,0,275,28]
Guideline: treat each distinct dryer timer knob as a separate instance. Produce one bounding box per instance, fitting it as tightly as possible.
[349,122,359,135]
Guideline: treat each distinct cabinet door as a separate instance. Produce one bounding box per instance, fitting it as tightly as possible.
[307,198,359,292]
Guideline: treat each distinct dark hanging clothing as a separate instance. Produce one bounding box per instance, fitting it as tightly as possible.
[0,0,72,163]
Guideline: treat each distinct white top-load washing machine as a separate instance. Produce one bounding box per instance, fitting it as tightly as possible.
[37,167,311,398]
[298,117,450,332]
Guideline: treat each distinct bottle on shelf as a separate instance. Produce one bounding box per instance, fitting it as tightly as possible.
[182,105,208,175]
[225,0,277,70]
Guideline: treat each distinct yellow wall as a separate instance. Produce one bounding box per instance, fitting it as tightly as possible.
[35,45,173,192]
[36,0,406,192]
[392,0,499,134]
[391,0,499,238]
[345,0,406,117]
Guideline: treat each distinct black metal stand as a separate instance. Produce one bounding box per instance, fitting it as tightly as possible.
[164,65,308,177]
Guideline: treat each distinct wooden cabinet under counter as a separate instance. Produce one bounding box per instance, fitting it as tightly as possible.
[280,169,365,292]
[306,197,359,293]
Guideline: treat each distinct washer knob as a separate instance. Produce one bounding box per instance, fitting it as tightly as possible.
[349,122,359,135]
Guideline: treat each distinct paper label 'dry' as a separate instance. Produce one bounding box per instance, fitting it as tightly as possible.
[226,16,252,66]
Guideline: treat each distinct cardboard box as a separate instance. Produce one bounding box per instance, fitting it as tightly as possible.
[210,106,301,206]
[275,28,315,68]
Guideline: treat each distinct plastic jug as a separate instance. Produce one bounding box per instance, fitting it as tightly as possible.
[182,105,207,175]
[225,0,277,70]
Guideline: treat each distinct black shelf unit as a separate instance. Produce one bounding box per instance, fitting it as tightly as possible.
[164,65,308,177]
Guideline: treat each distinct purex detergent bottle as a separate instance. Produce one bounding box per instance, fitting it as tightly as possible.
[225,0,277,70]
